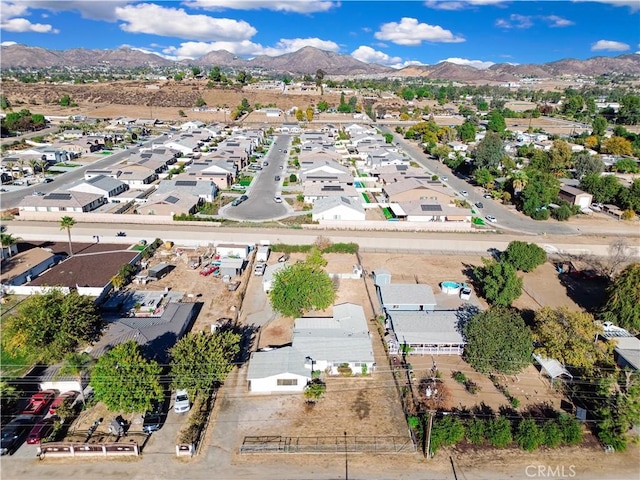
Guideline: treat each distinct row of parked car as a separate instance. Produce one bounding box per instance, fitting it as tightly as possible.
[1,389,80,456]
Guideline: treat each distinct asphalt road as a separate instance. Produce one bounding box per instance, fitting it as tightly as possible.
[0,134,167,209]
[221,135,293,221]
[381,126,579,236]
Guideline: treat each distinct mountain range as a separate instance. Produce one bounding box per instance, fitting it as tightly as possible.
[2,44,639,81]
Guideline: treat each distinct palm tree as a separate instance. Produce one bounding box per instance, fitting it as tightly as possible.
[38,158,48,180]
[510,171,529,196]
[0,233,20,258]
[59,352,94,405]
[28,159,39,179]
[60,216,76,256]
[5,161,15,180]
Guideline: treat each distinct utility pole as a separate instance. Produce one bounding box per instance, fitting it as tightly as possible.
[424,410,435,459]
[344,431,348,480]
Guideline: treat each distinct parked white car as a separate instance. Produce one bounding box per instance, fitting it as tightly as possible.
[174,389,190,414]
[485,215,497,223]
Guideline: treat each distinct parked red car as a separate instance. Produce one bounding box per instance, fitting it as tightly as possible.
[49,391,79,416]
[21,390,57,416]
[26,418,55,445]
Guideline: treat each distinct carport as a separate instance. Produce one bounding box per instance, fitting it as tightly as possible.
[533,354,573,389]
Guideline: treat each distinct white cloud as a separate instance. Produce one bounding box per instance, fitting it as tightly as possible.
[185,0,336,13]
[375,17,464,46]
[425,0,506,10]
[495,14,533,29]
[1,2,29,18]
[439,57,495,69]
[591,40,630,51]
[1,41,17,46]
[115,3,257,42]
[0,17,58,33]
[29,1,132,21]
[350,46,402,66]
[543,15,574,27]
[161,37,339,59]
[573,1,640,12]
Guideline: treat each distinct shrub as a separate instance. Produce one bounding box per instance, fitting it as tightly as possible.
[531,209,550,220]
[452,371,467,384]
[516,419,543,451]
[558,414,583,445]
[289,174,297,182]
[466,418,486,444]
[486,417,512,447]
[323,242,359,254]
[303,380,326,402]
[552,204,573,221]
[542,420,562,448]
[429,416,465,456]
[337,363,353,376]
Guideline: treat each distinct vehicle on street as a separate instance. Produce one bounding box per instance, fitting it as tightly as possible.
[26,418,55,445]
[231,198,242,207]
[485,215,497,223]
[231,184,246,191]
[441,176,448,182]
[32,191,45,196]
[278,254,290,263]
[254,262,267,276]
[42,178,53,183]
[590,203,603,211]
[279,165,283,169]
[22,390,56,416]
[273,196,283,203]
[274,176,281,181]
[49,391,79,415]
[116,231,126,237]
[173,390,190,414]
[248,165,262,171]
[1,418,31,455]
[474,202,484,209]
[460,190,468,197]
[283,149,287,153]
[262,161,269,166]
[483,193,492,199]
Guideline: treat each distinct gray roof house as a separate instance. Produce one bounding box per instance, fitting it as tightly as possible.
[312,196,365,222]
[378,283,437,311]
[18,191,107,213]
[386,310,465,355]
[89,302,198,363]
[246,303,375,393]
[69,175,129,200]
[156,179,218,203]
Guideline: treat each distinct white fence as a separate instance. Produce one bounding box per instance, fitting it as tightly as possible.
[306,220,473,232]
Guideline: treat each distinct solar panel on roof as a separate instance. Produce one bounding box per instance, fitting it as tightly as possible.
[45,193,72,200]
[397,165,408,171]
[175,180,197,186]
[322,185,344,191]
[420,205,442,212]
[165,195,180,204]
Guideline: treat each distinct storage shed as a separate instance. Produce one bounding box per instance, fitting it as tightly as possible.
[219,257,245,277]
[373,269,391,286]
[378,283,437,312]
[215,243,250,259]
[148,262,171,279]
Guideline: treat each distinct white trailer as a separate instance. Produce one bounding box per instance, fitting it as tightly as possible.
[256,245,270,263]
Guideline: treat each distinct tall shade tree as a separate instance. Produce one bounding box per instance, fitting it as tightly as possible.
[3,289,102,362]
[169,330,241,396]
[60,215,76,256]
[601,263,640,333]
[462,307,533,375]
[473,258,523,307]
[487,110,506,134]
[59,352,95,404]
[596,371,640,451]
[574,153,604,179]
[532,307,607,371]
[592,116,607,137]
[601,136,633,156]
[90,340,163,413]
[473,132,505,170]
[502,241,547,272]
[269,262,336,318]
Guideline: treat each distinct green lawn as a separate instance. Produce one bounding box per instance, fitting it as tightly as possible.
[1,296,39,378]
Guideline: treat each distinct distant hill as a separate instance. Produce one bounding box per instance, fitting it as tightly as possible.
[2,44,639,79]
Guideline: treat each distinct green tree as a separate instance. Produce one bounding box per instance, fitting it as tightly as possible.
[303,379,326,402]
[542,421,562,448]
[601,263,640,333]
[516,419,543,451]
[463,306,532,374]
[549,139,572,176]
[614,158,640,174]
[502,241,546,272]
[618,95,640,125]
[60,215,76,256]
[532,307,605,370]
[473,132,505,170]
[209,66,221,82]
[580,173,621,204]
[592,116,607,137]
[601,136,633,156]
[269,262,336,318]
[174,72,184,82]
[0,233,19,258]
[466,418,486,444]
[520,171,560,217]
[574,153,603,179]
[195,97,206,108]
[315,69,326,95]
[487,110,506,134]
[317,100,329,112]
[236,71,247,84]
[0,382,20,415]
[431,144,451,162]
[0,94,10,110]
[59,94,72,107]
[558,413,583,445]
[474,168,494,188]
[596,372,640,451]
[486,416,513,447]
[191,66,201,77]
[59,352,95,404]
[90,340,163,413]
[3,289,102,362]
[169,330,240,396]
[473,258,523,307]
[457,120,476,142]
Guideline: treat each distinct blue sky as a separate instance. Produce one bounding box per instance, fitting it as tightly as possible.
[1,1,638,69]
